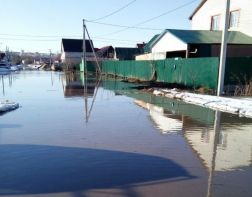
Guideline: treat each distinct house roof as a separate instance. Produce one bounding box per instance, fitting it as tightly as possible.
[61,38,93,52]
[189,0,207,20]
[149,29,252,49]
[96,46,114,57]
[115,47,143,60]
[144,34,160,53]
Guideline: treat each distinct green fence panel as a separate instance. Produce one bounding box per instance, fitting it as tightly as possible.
[86,61,97,73]
[154,58,219,89]
[102,60,154,81]
[102,58,219,89]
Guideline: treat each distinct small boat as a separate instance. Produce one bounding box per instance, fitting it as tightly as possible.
[0,61,11,75]
[27,64,41,70]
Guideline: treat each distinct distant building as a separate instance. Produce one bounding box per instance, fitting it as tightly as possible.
[0,52,5,61]
[114,47,143,60]
[189,0,252,37]
[96,46,115,59]
[61,38,94,65]
[136,42,146,49]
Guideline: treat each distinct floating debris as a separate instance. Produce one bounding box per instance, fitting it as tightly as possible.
[0,100,19,113]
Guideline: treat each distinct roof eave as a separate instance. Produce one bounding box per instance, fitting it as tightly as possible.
[189,0,207,20]
[149,30,168,49]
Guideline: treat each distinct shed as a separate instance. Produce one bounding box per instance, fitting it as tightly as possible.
[149,29,252,58]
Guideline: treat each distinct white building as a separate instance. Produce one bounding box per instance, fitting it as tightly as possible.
[138,29,252,59]
[189,0,252,37]
[60,39,94,65]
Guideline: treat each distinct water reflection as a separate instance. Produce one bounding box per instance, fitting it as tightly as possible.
[101,79,252,173]
[129,96,252,197]
[0,71,252,196]
[0,74,15,96]
[132,99,251,171]
[134,100,183,134]
[184,112,252,172]
[61,71,96,98]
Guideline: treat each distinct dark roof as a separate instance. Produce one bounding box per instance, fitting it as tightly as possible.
[61,39,93,52]
[115,47,143,60]
[189,0,207,20]
[96,46,114,58]
[148,29,252,49]
[144,34,160,53]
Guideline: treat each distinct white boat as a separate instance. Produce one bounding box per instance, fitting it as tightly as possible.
[10,65,19,71]
[0,61,11,75]
[27,64,41,70]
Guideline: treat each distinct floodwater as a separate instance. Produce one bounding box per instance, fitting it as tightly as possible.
[0,71,252,197]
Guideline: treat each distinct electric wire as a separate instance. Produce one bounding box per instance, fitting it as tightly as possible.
[86,20,163,31]
[90,0,137,22]
[91,0,198,37]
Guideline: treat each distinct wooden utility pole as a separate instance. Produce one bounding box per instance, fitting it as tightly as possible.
[49,49,52,66]
[82,19,87,74]
[217,0,230,96]
[83,19,89,122]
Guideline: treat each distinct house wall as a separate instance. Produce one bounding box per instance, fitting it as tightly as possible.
[151,32,187,53]
[191,0,252,36]
[211,44,252,57]
[135,52,166,60]
[61,52,94,64]
[188,44,252,58]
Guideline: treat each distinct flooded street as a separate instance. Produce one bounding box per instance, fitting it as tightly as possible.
[0,71,252,197]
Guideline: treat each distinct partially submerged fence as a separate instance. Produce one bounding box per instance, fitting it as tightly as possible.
[102,60,155,81]
[101,57,252,89]
[102,57,219,89]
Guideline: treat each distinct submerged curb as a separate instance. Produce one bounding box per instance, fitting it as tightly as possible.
[152,89,252,118]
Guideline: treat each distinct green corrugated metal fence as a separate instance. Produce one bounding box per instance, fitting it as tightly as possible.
[154,58,219,89]
[102,60,155,81]
[102,58,219,89]
[101,57,252,89]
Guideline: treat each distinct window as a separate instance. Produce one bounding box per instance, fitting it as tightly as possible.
[229,10,240,28]
[211,15,220,30]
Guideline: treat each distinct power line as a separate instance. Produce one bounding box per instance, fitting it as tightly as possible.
[90,0,137,22]
[94,37,140,43]
[93,0,198,37]
[0,33,141,43]
[0,33,78,38]
[0,37,59,42]
[86,20,162,30]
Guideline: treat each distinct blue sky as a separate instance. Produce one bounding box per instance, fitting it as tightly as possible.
[0,0,200,53]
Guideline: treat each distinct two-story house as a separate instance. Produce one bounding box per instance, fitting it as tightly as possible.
[189,0,252,37]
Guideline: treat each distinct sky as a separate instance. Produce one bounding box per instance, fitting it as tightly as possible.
[0,0,200,53]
